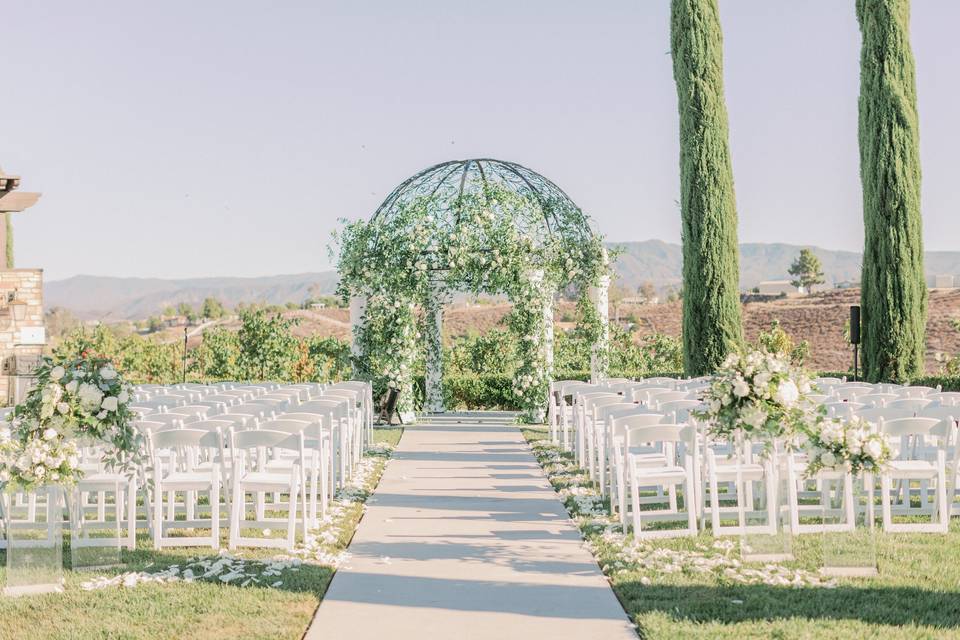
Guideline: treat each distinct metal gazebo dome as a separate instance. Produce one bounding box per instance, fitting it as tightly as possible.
[370,158,596,245]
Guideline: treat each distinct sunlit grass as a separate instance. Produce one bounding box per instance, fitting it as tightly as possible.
[0,427,403,640]
[522,425,960,640]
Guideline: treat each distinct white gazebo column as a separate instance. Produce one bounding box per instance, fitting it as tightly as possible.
[424,280,448,414]
[543,289,554,374]
[589,274,610,383]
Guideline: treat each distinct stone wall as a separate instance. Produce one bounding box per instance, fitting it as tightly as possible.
[0,269,45,405]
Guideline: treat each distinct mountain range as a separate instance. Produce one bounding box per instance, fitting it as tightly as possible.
[45,240,960,319]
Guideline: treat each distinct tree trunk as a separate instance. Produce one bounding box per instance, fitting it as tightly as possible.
[670,0,744,376]
[857,0,926,381]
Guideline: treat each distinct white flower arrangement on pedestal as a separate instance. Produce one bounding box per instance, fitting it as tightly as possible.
[803,416,893,476]
[0,352,142,492]
[695,349,815,447]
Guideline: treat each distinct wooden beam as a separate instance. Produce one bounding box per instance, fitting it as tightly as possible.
[0,192,41,213]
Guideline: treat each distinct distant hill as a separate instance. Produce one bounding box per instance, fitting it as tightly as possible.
[608,240,863,292]
[45,241,960,319]
[46,273,339,320]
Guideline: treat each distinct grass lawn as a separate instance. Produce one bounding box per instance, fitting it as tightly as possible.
[522,425,960,640]
[0,427,403,640]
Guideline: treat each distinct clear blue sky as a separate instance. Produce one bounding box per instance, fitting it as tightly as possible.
[4,1,959,281]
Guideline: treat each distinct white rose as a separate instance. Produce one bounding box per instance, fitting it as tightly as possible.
[846,430,862,455]
[865,439,883,460]
[118,390,129,404]
[34,465,46,478]
[754,372,771,389]
[820,451,837,468]
[78,383,104,409]
[50,366,65,381]
[101,396,119,412]
[42,428,58,441]
[65,380,79,394]
[96,410,108,420]
[741,403,767,429]
[0,470,9,482]
[773,380,799,407]
[56,402,70,415]
[733,379,750,398]
[99,366,117,380]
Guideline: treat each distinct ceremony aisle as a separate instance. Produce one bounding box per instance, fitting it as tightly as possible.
[307,413,635,640]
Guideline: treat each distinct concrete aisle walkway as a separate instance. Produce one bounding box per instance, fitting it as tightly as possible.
[306,414,636,640]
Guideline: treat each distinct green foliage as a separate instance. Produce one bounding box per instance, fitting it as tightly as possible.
[55,325,182,384]
[306,335,353,382]
[445,329,519,376]
[189,327,240,380]
[670,0,744,376]
[756,319,810,366]
[857,0,926,382]
[629,332,684,373]
[788,248,826,292]
[200,297,227,319]
[177,302,196,321]
[236,309,298,380]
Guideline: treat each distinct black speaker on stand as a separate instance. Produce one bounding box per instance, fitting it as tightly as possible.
[850,305,861,381]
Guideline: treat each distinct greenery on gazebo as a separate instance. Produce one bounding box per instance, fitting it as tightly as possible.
[334,160,608,417]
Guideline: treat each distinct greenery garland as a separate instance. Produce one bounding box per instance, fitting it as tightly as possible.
[334,182,607,417]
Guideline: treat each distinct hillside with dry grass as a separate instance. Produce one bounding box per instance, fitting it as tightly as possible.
[251,288,960,375]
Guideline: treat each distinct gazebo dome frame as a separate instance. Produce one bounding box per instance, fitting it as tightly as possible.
[370,158,596,248]
[342,158,611,418]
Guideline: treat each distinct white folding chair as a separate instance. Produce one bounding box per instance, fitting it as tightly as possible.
[608,411,667,524]
[229,429,306,550]
[627,423,698,539]
[149,428,222,549]
[878,416,955,533]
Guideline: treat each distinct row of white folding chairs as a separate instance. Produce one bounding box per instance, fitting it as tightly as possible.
[116,406,348,552]
[132,380,374,451]
[546,376,705,453]
[610,409,959,540]
[553,381,960,539]
[5,382,372,552]
[148,418,328,551]
[139,396,361,518]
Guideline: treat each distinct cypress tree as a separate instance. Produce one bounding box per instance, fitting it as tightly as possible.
[856,0,926,381]
[670,0,743,376]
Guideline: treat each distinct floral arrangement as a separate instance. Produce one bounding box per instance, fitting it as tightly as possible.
[0,353,142,491]
[803,416,892,476]
[694,349,815,444]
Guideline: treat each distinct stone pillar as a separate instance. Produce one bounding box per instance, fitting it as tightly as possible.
[424,280,448,413]
[0,269,45,404]
[589,274,610,383]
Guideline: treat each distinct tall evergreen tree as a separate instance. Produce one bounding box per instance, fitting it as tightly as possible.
[856,0,926,381]
[670,0,743,376]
